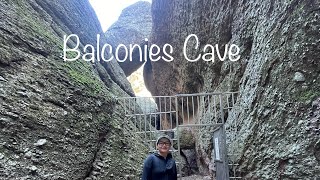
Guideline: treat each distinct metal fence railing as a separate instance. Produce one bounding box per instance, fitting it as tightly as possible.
[117,92,243,179]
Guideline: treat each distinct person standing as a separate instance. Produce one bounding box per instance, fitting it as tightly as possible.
[142,135,177,180]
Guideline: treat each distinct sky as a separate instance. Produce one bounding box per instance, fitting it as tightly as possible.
[89,0,152,32]
[89,0,152,97]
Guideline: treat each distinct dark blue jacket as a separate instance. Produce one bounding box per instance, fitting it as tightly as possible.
[142,153,177,180]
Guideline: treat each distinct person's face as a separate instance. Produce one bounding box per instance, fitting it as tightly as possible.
[157,138,171,153]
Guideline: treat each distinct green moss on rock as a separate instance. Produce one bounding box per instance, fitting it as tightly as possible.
[59,60,105,96]
[295,89,320,102]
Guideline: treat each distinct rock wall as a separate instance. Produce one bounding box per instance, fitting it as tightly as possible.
[0,0,147,179]
[105,1,152,77]
[149,0,320,178]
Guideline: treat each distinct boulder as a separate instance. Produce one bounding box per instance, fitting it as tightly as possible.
[105,1,152,76]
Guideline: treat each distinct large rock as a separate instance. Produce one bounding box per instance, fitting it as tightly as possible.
[105,1,152,76]
[28,0,134,97]
[0,0,146,179]
[149,0,320,178]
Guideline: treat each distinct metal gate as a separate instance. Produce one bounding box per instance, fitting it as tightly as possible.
[117,92,242,179]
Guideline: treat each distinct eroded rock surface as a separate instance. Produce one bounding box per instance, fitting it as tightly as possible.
[0,0,146,179]
[149,0,320,178]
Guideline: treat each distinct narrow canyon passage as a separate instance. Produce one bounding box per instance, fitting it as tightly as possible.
[0,0,319,180]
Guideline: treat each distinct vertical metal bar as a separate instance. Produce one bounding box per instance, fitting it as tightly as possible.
[181,96,184,124]
[131,98,133,113]
[128,98,130,112]
[197,95,200,125]
[227,93,230,110]
[232,92,237,178]
[124,98,127,115]
[192,96,195,125]
[232,92,235,106]
[187,96,190,124]
[232,92,236,129]
[155,107,157,131]
[135,111,137,133]
[214,95,217,124]
[208,95,211,124]
[139,114,141,132]
[164,96,167,129]
[144,97,147,140]
[149,101,152,143]
[170,97,173,129]
[226,93,229,109]
[175,95,181,179]
[219,94,224,124]
[159,97,162,130]
[153,97,157,132]
[154,101,158,151]
[131,98,135,132]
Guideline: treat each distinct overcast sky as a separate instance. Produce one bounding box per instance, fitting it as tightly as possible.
[89,0,152,32]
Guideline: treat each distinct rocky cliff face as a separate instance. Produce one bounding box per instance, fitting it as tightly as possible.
[105,1,152,77]
[0,0,147,179]
[149,0,320,178]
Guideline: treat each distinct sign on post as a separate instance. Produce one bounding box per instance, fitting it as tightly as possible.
[213,125,229,180]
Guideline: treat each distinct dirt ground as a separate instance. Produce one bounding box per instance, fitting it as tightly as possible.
[181,175,213,180]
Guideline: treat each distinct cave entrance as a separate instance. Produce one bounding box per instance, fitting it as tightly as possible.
[117,92,242,179]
